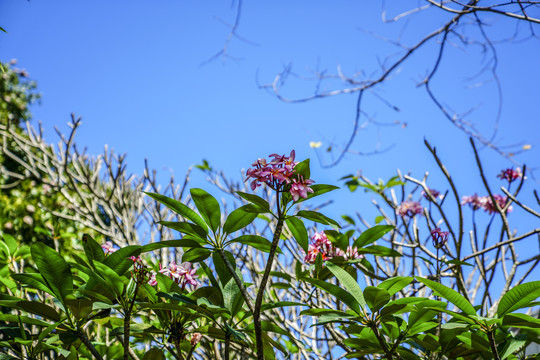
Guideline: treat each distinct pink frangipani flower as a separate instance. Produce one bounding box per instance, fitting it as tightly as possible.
[101,241,117,255]
[290,176,315,201]
[159,261,200,290]
[396,201,423,218]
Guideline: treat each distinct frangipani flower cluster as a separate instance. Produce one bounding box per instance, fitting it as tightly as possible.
[159,261,200,290]
[430,228,449,249]
[461,194,513,214]
[129,256,157,286]
[396,200,423,218]
[303,231,363,264]
[497,167,524,183]
[246,150,314,201]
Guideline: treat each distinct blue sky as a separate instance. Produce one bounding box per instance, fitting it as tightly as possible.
[1,1,539,228]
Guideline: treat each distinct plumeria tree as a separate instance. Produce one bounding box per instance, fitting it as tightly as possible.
[0,67,539,360]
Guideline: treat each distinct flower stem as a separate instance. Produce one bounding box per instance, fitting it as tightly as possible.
[123,283,139,360]
[254,214,285,359]
[77,327,104,360]
[487,329,501,360]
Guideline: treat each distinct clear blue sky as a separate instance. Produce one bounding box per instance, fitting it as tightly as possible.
[1,1,539,227]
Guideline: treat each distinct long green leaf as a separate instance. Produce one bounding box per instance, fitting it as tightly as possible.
[11,273,52,294]
[296,210,341,230]
[31,243,73,303]
[93,262,127,297]
[354,225,394,248]
[182,247,212,263]
[497,280,540,317]
[236,191,270,211]
[231,235,281,254]
[103,245,141,276]
[416,277,476,316]
[159,221,208,240]
[502,313,540,329]
[363,286,390,312]
[82,234,105,265]
[302,276,360,314]
[357,245,402,257]
[285,217,308,252]
[378,276,413,296]
[294,184,340,203]
[0,314,51,327]
[223,205,257,235]
[0,300,60,322]
[141,239,202,252]
[326,262,366,312]
[144,191,208,233]
[190,188,221,233]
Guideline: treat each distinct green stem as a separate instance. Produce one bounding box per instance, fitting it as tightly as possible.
[77,327,104,360]
[371,323,393,360]
[224,331,231,360]
[487,329,501,360]
[254,213,285,360]
[123,282,139,360]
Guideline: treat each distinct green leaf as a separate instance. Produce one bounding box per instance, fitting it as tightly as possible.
[293,158,310,179]
[144,191,208,234]
[499,335,528,360]
[159,221,208,240]
[302,276,360,314]
[296,210,341,230]
[358,245,402,257]
[0,314,51,327]
[326,262,366,312]
[65,297,93,319]
[82,234,105,265]
[222,278,240,314]
[0,300,60,322]
[11,273,52,294]
[143,348,165,360]
[195,159,212,172]
[236,191,270,212]
[497,281,540,317]
[456,332,491,352]
[325,230,348,251]
[502,313,540,329]
[354,225,394,248]
[103,245,141,276]
[363,286,390,312]
[190,188,221,233]
[378,276,413,296]
[223,205,257,235]
[231,235,281,254]
[211,251,233,287]
[93,262,126,297]
[416,277,476,316]
[285,217,308,253]
[31,243,73,303]
[262,301,304,313]
[408,300,447,329]
[341,215,356,226]
[294,184,340,203]
[182,247,211,263]
[2,234,17,255]
[445,259,473,267]
[141,239,202,252]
